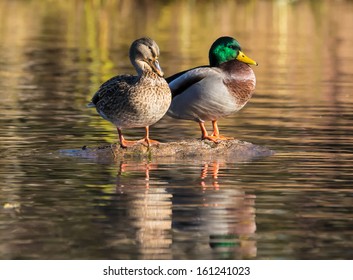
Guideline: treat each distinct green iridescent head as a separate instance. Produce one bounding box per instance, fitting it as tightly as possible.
[208,36,258,67]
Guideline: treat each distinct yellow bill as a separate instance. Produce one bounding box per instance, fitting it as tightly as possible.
[236,51,258,66]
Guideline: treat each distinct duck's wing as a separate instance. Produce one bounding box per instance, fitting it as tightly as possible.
[87,75,136,107]
[166,66,219,98]
[167,66,232,122]
[166,69,192,83]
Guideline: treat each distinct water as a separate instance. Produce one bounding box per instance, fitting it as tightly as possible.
[0,0,353,260]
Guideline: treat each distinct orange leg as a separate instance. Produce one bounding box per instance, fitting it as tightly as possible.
[117,128,139,148]
[117,127,160,148]
[210,120,234,140]
[199,121,233,143]
[199,122,219,143]
[137,126,160,147]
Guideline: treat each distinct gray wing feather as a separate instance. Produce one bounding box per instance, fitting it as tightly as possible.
[168,67,221,97]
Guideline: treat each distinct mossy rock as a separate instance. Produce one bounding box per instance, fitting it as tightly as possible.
[61,139,274,163]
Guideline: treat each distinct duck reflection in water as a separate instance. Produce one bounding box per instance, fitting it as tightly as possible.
[115,161,172,259]
[114,161,257,259]
[196,161,256,259]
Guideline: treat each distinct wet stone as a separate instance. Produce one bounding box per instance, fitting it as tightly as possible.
[60,139,274,163]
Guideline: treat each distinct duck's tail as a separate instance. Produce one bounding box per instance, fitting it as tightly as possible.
[87,102,96,108]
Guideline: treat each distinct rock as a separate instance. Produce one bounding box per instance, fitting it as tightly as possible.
[60,139,274,163]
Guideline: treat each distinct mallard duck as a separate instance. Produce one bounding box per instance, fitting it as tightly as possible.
[167,36,257,142]
[88,37,171,148]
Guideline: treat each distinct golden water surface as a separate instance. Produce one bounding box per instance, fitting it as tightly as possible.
[0,0,352,259]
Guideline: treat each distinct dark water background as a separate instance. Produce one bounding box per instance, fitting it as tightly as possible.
[0,0,352,259]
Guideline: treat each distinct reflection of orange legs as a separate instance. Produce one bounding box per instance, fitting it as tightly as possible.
[199,121,234,143]
[117,127,160,148]
[201,162,219,180]
[118,162,154,189]
[200,162,220,190]
[201,163,209,180]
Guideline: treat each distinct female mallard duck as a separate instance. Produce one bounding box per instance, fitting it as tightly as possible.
[88,37,171,148]
[167,36,258,142]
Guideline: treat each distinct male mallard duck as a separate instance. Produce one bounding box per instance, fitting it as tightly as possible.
[88,37,171,148]
[167,36,257,142]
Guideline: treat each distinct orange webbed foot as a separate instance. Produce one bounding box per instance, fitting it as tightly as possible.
[202,134,235,143]
[202,135,222,143]
[210,133,235,141]
[137,138,160,147]
[120,139,141,148]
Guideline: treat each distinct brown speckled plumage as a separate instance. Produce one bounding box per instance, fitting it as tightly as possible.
[88,37,171,148]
